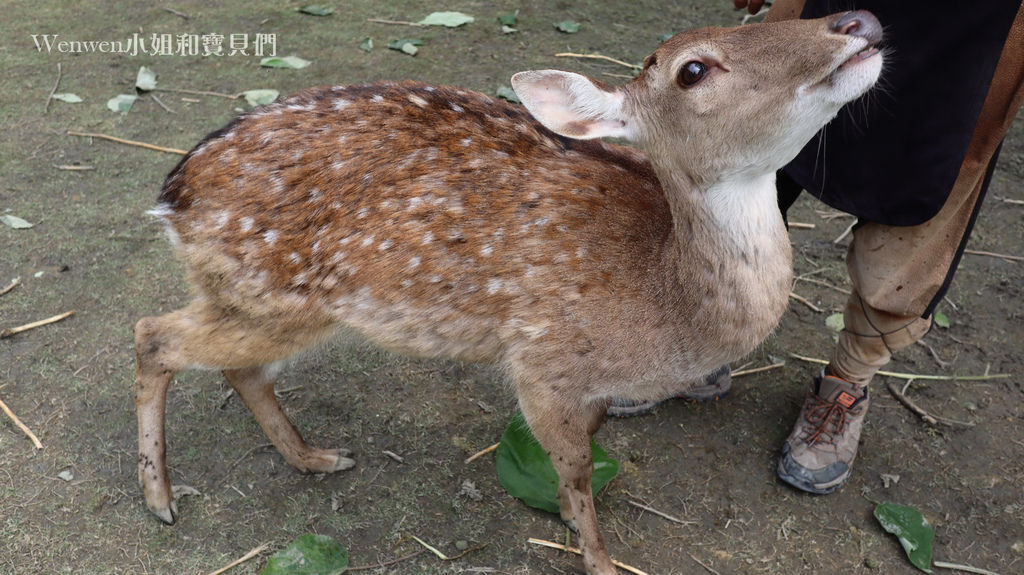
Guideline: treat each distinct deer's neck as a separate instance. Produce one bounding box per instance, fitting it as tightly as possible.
[656,169,793,363]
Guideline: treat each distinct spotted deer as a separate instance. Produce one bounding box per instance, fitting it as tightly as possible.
[135,11,882,574]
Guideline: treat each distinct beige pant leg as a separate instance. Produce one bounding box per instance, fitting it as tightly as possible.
[831,3,1024,386]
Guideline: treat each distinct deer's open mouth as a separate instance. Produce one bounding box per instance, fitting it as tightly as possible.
[840,46,881,69]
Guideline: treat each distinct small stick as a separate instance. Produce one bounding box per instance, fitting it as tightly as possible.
[555,52,641,70]
[0,394,44,449]
[0,278,20,296]
[886,380,975,428]
[730,362,785,378]
[52,164,95,171]
[527,538,649,575]
[626,500,696,525]
[996,196,1023,206]
[205,543,268,575]
[964,249,1023,263]
[1,310,76,339]
[348,549,426,571]
[789,353,1010,381]
[45,62,62,114]
[788,222,816,229]
[162,7,190,20]
[149,93,175,114]
[689,553,724,575]
[367,17,426,27]
[409,536,487,561]
[464,442,500,464]
[833,220,855,244]
[67,131,187,155]
[794,276,851,295]
[932,561,1003,575]
[153,87,240,100]
[382,450,405,463]
[788,291,823,313]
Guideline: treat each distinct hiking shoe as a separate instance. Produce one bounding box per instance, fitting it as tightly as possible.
[777,371,869,494]
[606,365,732,417]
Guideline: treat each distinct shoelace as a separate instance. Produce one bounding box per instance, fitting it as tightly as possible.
[801,391,858,447]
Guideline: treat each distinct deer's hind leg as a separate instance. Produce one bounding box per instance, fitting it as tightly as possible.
[134,298,345,524]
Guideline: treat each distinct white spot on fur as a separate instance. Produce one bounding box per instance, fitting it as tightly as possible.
[263,230,278,245]
[289,252,301,264]
[409,256,421,269]
[371,94,384,103]
[240,217,254,232]
[409,94,428,107]
[486,279,503,295]
[422,231,435,245]
[361,235,375,247]
[460,138,473,147]
[357,207,369,219]
[378,239,394,251]
[401,279,413,289]
[333,98,351,110]
[480,245,493,257]
[450,103,464,113]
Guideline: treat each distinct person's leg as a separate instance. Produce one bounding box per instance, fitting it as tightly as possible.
[778,3,1024,493]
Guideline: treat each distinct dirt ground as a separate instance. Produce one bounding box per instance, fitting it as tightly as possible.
[1,2,1021,574]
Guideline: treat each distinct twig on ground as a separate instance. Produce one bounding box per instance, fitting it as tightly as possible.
[527,538,649,575]
[730,362,785,378]
[964,249,1022,263]
[53,164,95,171]
[886,380,975,428]
[367,17,426,27]
[833,220,855,244]
[383,450,405,463]
[149,93,174,114]
[788,222,816,229]
[410,536,486,561]
[626,500,696,525]
[789,354,1010,381]
[0,278,20,297]
[162,7,190,20]
[555,52,641,70]
[348,549,426,571]
[916,339,953,369]
[1,310,76,339]
[45,62,62,114]
[153,87,239,99]
[689,553,724,575]
[464,442,500,464]
[67,131,187,155]
[0,394,44,449]
[788,291,823,313]
[793,275,851,295]
[995,196,1023,205]
[205,543,268,575]
[933,560,1003,575]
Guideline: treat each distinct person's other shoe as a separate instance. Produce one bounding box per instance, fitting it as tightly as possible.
[777,370,869,494]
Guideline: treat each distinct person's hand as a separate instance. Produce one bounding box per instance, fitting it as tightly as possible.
[733,0,767,14]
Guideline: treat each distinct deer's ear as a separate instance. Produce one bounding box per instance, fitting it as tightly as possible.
[511,70,635,140]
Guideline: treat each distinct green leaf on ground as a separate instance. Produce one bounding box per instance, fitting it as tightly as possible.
[874,502,934,573]
[1,215,34,229]
[554,20,580,33]
[260,56,311,69]
[261,534,349,575]
[51,93,82,103]
[297,4,334,16]
[495,85,520,103]
[933,311,951,329]
[496,412,619,515]
[497,10,519,27]
[240,89,279,107]
[135,66,157,91]
[418,11,474,27]
[106,94,137,113]
[825,312,845,332]
[359,37,373,52]
[387,39,423,56]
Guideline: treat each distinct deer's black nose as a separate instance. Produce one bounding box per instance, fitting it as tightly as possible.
[833,10,882,45]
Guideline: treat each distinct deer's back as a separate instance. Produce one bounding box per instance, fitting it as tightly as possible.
[154,83,673,359]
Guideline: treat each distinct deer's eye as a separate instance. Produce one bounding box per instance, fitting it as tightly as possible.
[678,61,708,87]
